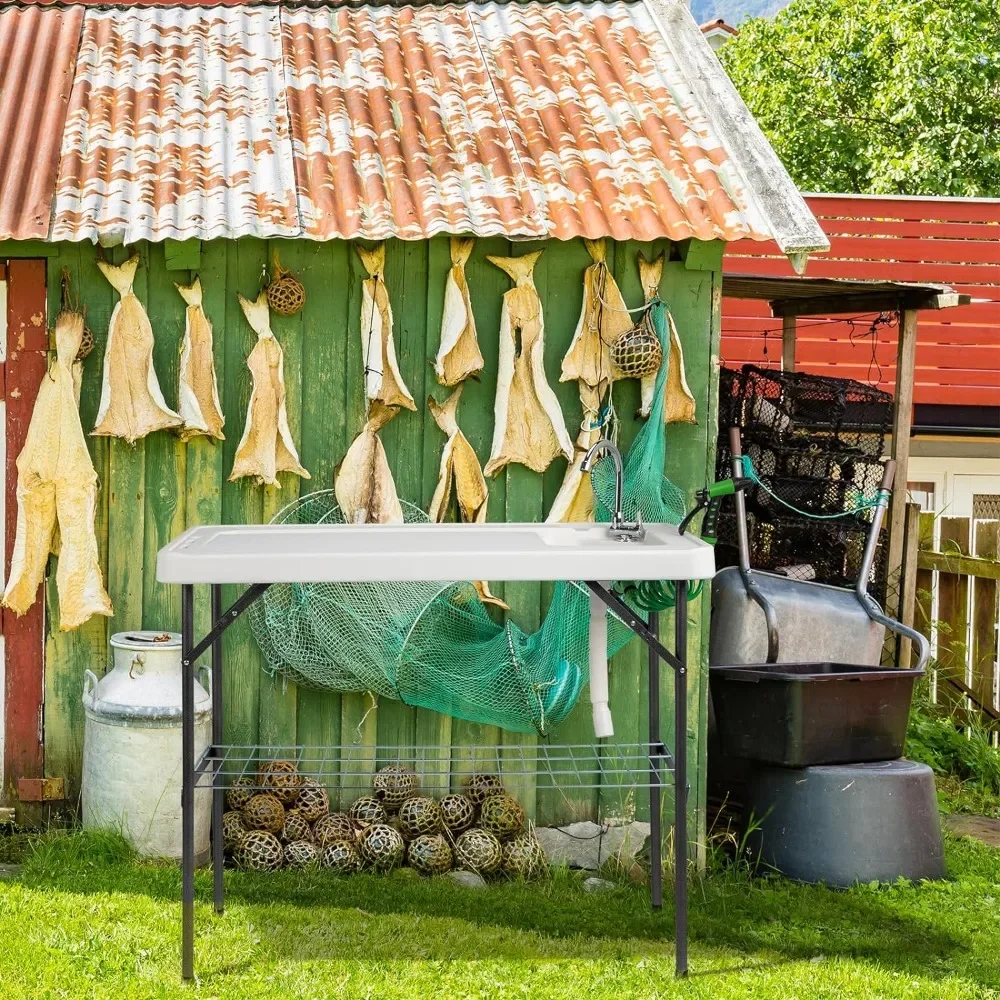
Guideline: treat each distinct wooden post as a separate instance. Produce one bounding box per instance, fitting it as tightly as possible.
[3,260,47,816]
[886,308,918,619]
[897,501,922,668]
[781,315,796,372]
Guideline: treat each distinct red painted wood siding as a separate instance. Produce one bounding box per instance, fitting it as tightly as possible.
[722,194,1000,407]
[3,260,47,802]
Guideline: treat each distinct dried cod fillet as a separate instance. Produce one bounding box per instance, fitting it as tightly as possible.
[484,252,573,477]
[427,386,507,609]
[545,383,605,524]
[229,293,311,487]
[3,310,113,630]
[335,401,403,524]
[560,239,631,391]
[637,254,696,424]
[176,278,225,442]
[92,256,182,442]
[358,243,416,411]
[435,237,484,386]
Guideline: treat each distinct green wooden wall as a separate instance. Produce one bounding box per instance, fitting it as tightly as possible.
[40,236,721,850]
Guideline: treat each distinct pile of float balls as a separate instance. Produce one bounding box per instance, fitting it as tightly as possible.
[223,761,548,878]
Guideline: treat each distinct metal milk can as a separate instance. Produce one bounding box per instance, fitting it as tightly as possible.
[82,631,211,861]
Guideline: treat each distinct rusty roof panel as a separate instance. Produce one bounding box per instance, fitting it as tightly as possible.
[0,5,83,241]
[51,6,300,243]
[283,1,773,243]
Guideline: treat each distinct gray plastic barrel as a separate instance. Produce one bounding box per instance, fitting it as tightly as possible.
[746,759,946,886]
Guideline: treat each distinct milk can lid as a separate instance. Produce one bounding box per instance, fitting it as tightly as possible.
[110,631,182,651]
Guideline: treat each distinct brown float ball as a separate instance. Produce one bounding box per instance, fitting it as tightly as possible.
[267,270,306,317]
[463,773,503,806]
[284,840,320,870]
[453,828,502,875]
[349,796,388,828]
[407,834,453,876]
[295,778,330,823]
[221,810,247,852]
[242,793,285,834]
[259,759,302,805]
[357,824,405,871]
[371,763,420,812]
[397,796,444,840]
[610,318,662,379]
[281,809,314,844]
[439,793,476,834]
[313,813,356,848]
[226,776,256,812]
[480,793,526,839]
[321,837,361,873]
[501,833,547,879]
[237,830,284,871]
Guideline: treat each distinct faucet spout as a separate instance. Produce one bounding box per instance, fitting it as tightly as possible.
[581,439,644,542]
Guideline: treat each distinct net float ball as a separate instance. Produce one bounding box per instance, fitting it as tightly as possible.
[502,833,547,879]
[397,796,444,840]
[242,793,285,834]
[372,763,420,813]
[295,778,330,823]
[610,319,662,379]
[480,793,526,839]
[358,823,406,871]
[454,828,502,876]
[237,830,284,872]
[321,837,361,873]
[439,793,476,834]
[284,840,320,870]
[463,773,503,806]
[281,808,314,844]
[221,810,247,852]
[349,796,388,828]
[259,759,303,805]
[266,258,306,317]
[407,834,453,876]
[313,813,356,848]
[226,775,256,812]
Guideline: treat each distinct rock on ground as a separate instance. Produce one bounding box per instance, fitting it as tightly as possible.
[444,870,488,889]
[945,814,1000,848]
[582,876,617,894]
[534,821,650,870]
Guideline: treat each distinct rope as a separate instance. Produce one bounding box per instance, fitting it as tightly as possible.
[740,456,880,520]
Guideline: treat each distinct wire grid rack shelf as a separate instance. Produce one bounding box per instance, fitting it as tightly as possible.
[197,742,675,794]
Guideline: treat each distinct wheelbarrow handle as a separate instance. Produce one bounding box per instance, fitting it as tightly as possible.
[881,459,896,492]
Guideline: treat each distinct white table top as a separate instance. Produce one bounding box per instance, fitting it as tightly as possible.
[156,522,716,585]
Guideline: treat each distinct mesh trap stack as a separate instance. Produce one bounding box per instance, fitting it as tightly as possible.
[715,366,892,602]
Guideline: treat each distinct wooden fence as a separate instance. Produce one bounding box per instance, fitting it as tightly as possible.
[901,505,1000,724]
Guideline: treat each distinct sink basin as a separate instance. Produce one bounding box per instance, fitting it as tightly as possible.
[157,521,716,585]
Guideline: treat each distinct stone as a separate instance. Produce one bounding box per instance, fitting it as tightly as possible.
[945,814,1000,848]
[444,869,488,890]
[582,876,617,894]
[534,821,650,870]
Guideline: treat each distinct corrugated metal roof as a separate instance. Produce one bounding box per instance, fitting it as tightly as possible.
[4,2,827,252]
[52,6,300,243]
[0,4,83,241]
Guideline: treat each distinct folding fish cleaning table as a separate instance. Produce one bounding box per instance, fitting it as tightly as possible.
[156,520,716,979]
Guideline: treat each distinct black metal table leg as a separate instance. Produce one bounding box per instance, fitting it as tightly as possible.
[211,584,224,914]
[647,611,662,910]
[181,584,195,981]
[674,582,689,979]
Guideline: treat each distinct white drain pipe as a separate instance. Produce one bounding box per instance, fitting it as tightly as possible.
[589,585,614,738]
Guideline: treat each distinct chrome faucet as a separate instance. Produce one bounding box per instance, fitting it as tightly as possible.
[580,439,645,542]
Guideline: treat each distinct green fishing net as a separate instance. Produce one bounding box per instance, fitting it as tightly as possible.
[248,302,688,735]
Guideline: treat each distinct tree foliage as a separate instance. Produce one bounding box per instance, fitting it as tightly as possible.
[720,0,1000,196]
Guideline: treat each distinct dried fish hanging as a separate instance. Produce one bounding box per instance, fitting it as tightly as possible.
[427,386,507,608]
[4,309,113,630]
[637,255,696,424]
[435,237,484,387]
[335,401,404,525]
[484,252,573,477]
[560,239,631,392]
[92,256,182,443]
[545,383,605,524]
[229,293,310,487]
[358,243,416,411]
[176,278,225,442]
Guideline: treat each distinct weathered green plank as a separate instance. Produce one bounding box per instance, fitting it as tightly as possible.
[164,239,201,272]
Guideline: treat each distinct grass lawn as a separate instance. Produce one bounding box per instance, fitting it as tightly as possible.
[0,831,997,999]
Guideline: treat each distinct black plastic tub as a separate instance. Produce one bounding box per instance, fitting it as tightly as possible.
[709,662,923,767]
